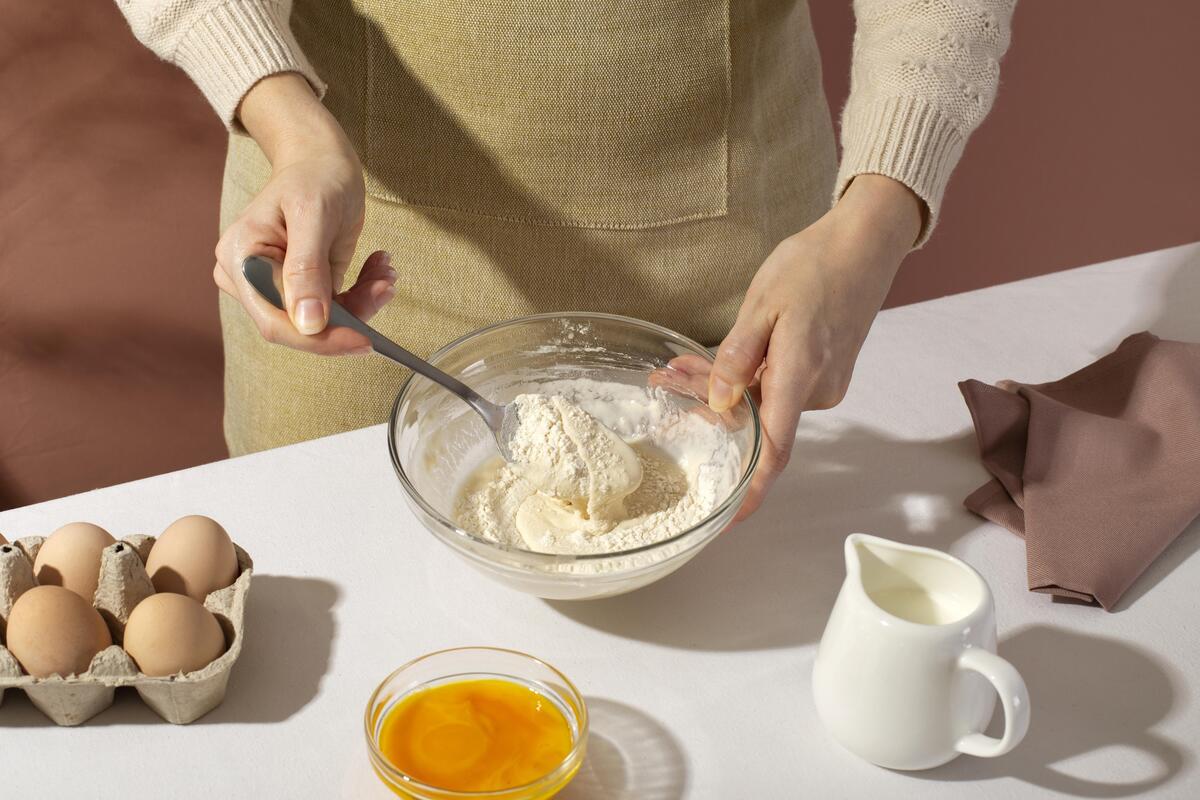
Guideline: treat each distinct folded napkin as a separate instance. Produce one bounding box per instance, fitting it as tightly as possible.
[959,332,1200,609]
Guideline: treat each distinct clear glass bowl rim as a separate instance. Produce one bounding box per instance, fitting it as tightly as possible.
[386,311,763,563]
[363,646,589,797]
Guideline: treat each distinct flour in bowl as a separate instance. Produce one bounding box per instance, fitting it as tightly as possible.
[453,383,740,555]
[505,394,643,526]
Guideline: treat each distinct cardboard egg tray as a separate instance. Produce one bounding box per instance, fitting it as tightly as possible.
[0,534,252,725]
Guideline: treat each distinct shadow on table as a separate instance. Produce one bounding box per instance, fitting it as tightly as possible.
[206,574,338,723]
[0,574,339,726]
[1112,250,1200,606]
[548,422,985,651]
[917,625,1188,797]
[560,698,687,800]
[1115,515,1200,610]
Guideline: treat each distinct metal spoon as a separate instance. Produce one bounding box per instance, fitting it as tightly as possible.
[242,256,519,459]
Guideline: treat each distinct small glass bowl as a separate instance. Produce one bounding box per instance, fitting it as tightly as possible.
[387,312,761,600]
[365,647,588,799]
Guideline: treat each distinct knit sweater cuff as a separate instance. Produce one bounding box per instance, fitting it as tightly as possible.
[834,95,967,249]
[173,1,327,131]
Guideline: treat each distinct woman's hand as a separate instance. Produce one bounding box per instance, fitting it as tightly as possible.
[212,73,395,355]
[686,174,924,521]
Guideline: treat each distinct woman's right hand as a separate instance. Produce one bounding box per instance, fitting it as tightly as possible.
[213,73,396,355]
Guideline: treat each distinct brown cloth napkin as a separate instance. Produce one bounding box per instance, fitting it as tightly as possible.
[959,332,1200,609]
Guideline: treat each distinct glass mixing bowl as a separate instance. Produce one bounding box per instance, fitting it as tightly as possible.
[387,312,760,600]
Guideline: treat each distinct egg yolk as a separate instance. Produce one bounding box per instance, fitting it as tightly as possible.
[377,678,574,792]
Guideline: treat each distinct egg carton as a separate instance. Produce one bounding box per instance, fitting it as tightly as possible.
[0,534,252,725]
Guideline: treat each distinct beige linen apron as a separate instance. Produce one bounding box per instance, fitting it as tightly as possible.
[218,0,836,455]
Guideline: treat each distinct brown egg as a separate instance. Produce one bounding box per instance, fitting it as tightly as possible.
[0,531,8,545]
[33,522,116,601]
[5,585,112,678]
[146,515,238,601]
[123,593,226,676]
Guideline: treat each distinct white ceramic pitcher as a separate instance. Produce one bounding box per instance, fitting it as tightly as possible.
[812,534,1030,770]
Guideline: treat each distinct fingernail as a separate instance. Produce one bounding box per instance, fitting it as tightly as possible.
[383,267,398,283]
[351,345,373,356]
[379,251,393,265]
[294,299,325,335]
[709,376,737,412]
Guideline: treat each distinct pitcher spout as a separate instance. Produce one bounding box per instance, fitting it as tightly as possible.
[843,533,920,580]
[842,533,989,627]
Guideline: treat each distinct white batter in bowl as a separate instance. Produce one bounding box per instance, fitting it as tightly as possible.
[455,382,741,556]
[388,313,760,600]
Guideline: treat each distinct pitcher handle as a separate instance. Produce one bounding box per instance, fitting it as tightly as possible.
[954,648,1030,758]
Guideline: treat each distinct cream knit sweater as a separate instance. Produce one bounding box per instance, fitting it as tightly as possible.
[117,0,1014,243]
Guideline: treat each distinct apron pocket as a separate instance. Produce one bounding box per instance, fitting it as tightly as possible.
[361,0,730,230]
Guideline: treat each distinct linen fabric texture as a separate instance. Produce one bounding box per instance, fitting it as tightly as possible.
[114,0,1015,453]
[961,332,1200,610]
[223,0,837,455]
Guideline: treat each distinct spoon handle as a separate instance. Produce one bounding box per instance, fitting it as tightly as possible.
[241,256,504,426]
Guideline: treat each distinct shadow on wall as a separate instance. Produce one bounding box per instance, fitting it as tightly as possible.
[920,625,1187,797]
[0,575,338,726]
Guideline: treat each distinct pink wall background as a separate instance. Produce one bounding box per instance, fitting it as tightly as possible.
[0,1,227,508]
[811,1,1200,307]
[2,1,1198,507]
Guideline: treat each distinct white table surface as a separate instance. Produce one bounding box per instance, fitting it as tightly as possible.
[3,242,1199,799]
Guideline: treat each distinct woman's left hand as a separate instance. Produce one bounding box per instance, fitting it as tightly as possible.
[676,174,924,522]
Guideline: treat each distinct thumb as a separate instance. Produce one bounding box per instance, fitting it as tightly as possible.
[281,207,335,335]
[709,309,772,413]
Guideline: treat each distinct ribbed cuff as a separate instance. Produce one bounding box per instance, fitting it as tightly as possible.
[173,1,327,131]
[833,95,966,248]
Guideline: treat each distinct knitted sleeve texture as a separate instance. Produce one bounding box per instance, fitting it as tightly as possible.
[116,0,326,130]
[835,0,1016,246]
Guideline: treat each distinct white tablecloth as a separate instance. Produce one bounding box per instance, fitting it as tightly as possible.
[3,242,1199,799]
